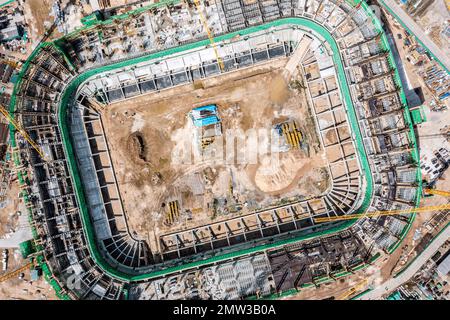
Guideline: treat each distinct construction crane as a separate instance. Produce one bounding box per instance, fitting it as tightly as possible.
[0,59,18,69]
[0,261,34,283]
[337,279,368,300]
[191,0,225,71]
[313,188,450,223]
[314,204,450,223]
[417,133,450,142]
[0,104,49,162]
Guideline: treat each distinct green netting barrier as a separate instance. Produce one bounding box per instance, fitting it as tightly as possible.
[19,240,35,258]
[248,256,380,300]
[31,254,72,299]
[61,0,180,40]
[368,252,381,263]
[81,12,102,27]
[350,288,372,300]
[334,270,353,278]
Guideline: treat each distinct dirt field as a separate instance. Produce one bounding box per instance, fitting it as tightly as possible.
[102,59,330,242]
[0,254,57,300]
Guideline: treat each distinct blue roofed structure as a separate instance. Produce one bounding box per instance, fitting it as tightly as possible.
[190,105,221,127]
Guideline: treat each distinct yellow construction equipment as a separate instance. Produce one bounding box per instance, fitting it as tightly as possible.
[280,121,302,148]
[0,59,18,69]
[337,279,368,300]
[0,104,49,162]
[165,200,180,225]
[0,261,34,283]
[191,0,225,71]
[314,204,450,223]
[424,188,450,197]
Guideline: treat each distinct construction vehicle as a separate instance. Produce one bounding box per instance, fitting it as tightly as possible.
[0,261,34,283]
[0,104,49,162]
[191,0,225,71]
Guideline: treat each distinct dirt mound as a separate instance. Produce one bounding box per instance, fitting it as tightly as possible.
[269,74,289,105]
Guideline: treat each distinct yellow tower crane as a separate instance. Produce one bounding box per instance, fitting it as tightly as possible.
[191,0,225,71]
[314,189,450,223]
[314,204,450,223]
[0,261,34,283]
[0,104,49,162]
[337,279,368,300]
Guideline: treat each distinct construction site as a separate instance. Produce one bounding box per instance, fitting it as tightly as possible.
[0,0,428,299]
[100,54,332,249]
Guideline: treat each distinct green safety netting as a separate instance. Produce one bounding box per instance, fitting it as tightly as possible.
[19,240,35,258]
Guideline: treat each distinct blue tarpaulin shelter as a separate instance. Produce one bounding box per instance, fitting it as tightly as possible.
[190,105,220,127]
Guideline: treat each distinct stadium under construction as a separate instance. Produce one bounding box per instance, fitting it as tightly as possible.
[8,0,422,299]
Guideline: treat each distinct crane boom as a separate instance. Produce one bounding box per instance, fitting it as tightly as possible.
[192,0,225,71]
[0,104,48,162]
[0,261,34,283]
[337,279,368,300]
[424,188,450,197]
[313,204,450,223]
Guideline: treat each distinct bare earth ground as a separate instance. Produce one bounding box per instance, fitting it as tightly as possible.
[0,178,19,238]
[0,243,57,300]
[0,179,56,300]
[22,0,55,44]
[102,59,329,242]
